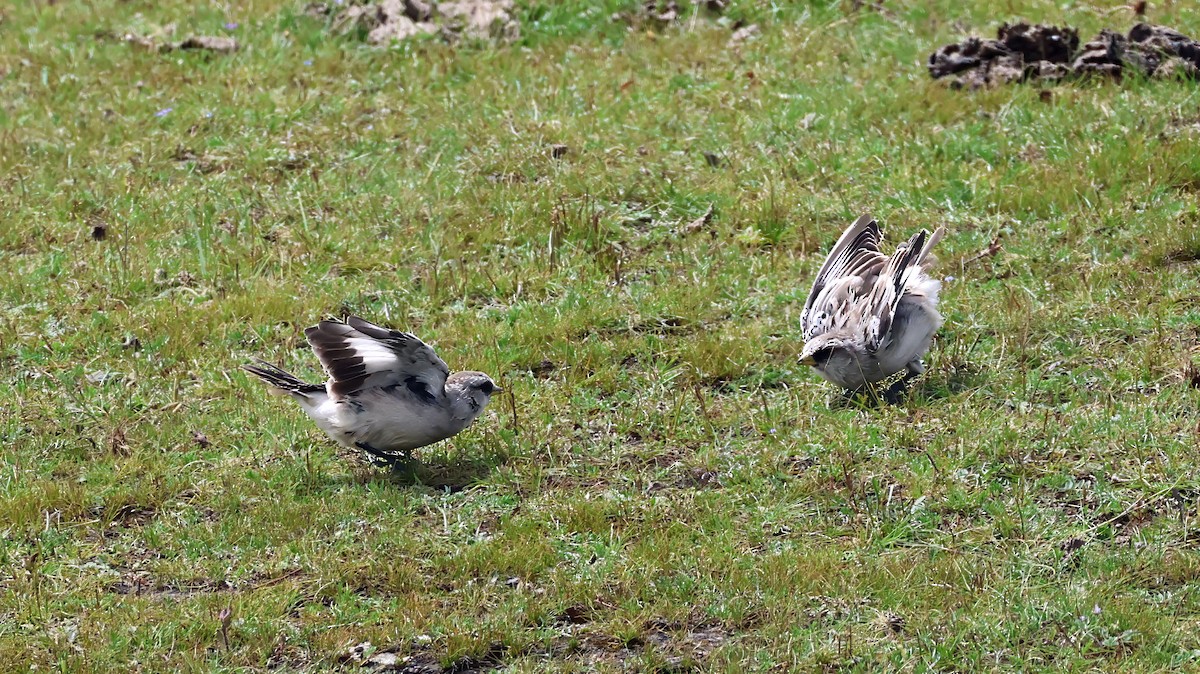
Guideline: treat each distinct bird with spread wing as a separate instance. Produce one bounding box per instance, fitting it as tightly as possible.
[799,214,946,395]
[244,316,501,466]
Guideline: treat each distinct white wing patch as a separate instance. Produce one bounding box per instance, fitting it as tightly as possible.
[343,337,403,375]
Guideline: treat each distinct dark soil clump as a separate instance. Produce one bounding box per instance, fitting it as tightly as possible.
[929,22,1200,89]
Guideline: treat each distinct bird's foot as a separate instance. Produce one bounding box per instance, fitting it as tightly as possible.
[356,442,413,470]
[881,367,924,404]
[906,358,927,377]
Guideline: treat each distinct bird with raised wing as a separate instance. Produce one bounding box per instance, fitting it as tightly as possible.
[799,214,946,394]
[244,316,501,466]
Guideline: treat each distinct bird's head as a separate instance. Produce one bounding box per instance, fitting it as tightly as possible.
[447,371,503,416]
[798,335,857,371]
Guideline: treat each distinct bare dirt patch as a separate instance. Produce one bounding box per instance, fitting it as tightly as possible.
[631,1,728,27]
[340,640,504,672]
[929,22,1200,89]
[175,35,239,53]
[308,0,519,45]
[100,27,239,54]
[630,620,731,669]
[337,620,730,671]
[614,0,757,48]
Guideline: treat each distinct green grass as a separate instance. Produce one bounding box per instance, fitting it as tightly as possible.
[3,0,1200,671]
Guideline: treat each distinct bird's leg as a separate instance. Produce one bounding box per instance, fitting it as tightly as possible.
[882,379,909,405]
[900,359,928,390]
[834,386,880,409]
[906,358,927,377]
[355,442,409,469]
[883,360,926,404]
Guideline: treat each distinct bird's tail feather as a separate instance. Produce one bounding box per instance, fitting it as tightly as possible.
[243,360,324,397]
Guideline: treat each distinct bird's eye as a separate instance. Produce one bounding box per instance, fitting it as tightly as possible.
[812,347,836,364]
[479,381,494,395]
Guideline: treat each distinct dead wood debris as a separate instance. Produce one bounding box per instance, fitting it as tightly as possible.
[679,204,715,236]
[962,235,1004,266]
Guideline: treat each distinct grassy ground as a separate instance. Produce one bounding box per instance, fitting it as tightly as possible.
[3,0,1200,671]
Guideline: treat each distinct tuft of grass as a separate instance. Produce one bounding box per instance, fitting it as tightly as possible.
[2,0,1200,671]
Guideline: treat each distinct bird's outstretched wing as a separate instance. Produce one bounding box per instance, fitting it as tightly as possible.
[801,214,888,339]
[859,228,930,350]
[305,316,450,401]
[801,215,945,350]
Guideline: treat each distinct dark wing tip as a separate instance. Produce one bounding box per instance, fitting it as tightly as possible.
[330,376,368,397]
[344,317,434,358]
[346,314,381,332]
[305,319,355,347]
[303,320,372,395]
